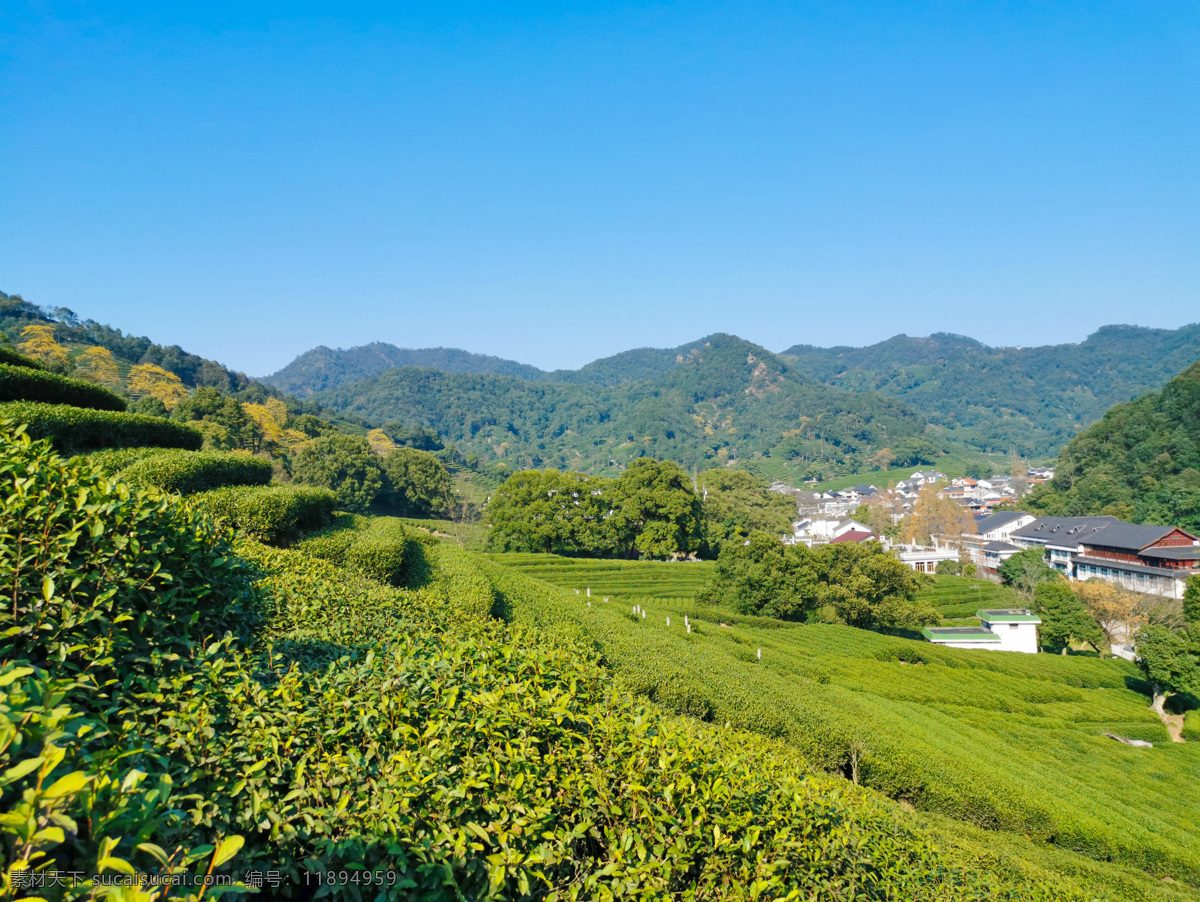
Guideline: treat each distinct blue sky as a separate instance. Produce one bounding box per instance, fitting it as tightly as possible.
[2,2,1197,375]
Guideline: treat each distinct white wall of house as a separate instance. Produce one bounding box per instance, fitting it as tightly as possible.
[979,618,1040,653]
[931,639,1002,651]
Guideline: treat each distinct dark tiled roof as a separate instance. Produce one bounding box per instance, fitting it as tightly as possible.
[1084,523,1195,553]
[975,511,1029,533]
[1074,556,1191,578]
[983,540,1019,552]
[1140,546,1200,561]
[1011,516,1121,544]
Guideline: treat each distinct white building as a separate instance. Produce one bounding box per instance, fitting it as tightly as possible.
[894,545,960,574]
[924,608,1042,654]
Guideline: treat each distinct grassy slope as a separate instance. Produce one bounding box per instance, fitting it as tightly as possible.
[917,574,1027,624]
[486,552,1200,899]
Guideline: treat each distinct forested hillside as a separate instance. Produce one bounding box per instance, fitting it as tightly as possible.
[1027,361,1200,531]
[782,324,1200,456]
[311,334,931,474]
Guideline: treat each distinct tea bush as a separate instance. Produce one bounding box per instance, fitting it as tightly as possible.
[296,513,432,587]
[0,347,44,369]
[0,362,127,411]
[117,448,274,495]
[1185,709,1200,741]
[190,483,336,544]
[0,400,202,452]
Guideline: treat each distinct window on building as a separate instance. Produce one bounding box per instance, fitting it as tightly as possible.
[1009,624,1019,629]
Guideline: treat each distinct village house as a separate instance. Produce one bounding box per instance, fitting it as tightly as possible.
[923,608,1042,654]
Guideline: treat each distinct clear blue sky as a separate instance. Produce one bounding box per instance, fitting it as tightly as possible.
[2,2,1197,375]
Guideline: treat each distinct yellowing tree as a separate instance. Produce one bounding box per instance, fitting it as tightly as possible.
[367,428,398,455]
[128,363,188,409]
[902,483,977,547]
[1075,579,1145,651]
[18,324,69,369]
[244,398,307,451]
[74,346,120,386]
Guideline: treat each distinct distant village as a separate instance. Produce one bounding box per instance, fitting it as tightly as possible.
[773,467,1200,608]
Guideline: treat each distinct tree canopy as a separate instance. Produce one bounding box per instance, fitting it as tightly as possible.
[700,532,935,630]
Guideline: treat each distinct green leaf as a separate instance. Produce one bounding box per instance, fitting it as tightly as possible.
[42,771,87,800]
[0,666,34,687]
[212,835,244,868]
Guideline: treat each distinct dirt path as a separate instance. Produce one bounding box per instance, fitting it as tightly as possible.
[1159,710,1185,743]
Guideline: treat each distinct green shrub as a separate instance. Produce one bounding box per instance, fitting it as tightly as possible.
[117,449,273,495]
[297,514,431,587]
[0,361,127,411]
[69,446,160,472]
[0,423,259,683]
[1,400,202,452]
[0,346,45,369]
[190,483,336,544]
[1183,708,1200,742]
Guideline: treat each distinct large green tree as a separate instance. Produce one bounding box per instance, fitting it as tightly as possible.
[1032,582,1103,654]
[1184,574,1200,627]
[702,533,935,629]
[1135,625,1200,715]
[697,469,796,555]
[998,547,1060,596]
[291,434,383,513]
[379,448,452,517]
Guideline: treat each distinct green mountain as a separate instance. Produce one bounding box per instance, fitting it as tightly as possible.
[263,341,545,395]
[1027,361,1200,531]
[311,334,930,474]
[268,323,1200,460]
[781,324,1200,457]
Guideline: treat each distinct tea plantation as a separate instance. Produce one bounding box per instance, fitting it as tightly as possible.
[489,553,1200,899]
[2,365,1196,900]
[3,423,1107,901]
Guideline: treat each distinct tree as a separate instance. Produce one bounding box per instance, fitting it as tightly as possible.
[902,484,976,548]
[609,459,704,559]
[965,463,988,480]
[997,547,1060,596]
[1135,625,1200,715]
[1075,579,1146,651]
[18,324,69,370]
[243,399,307,451]
[128,363,188,410]
[1184,574,1200,627]
[73,346,120,386]
[1033,582,1103,654]
[380,448,452,517]
[171,387,261,451]
[291,434,384,513]
[701,533,935,629]
[367,428,398,455]
[869,448,896,471]
[697,469,796,555]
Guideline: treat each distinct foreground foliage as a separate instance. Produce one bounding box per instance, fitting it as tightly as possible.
[0,423,1088,900]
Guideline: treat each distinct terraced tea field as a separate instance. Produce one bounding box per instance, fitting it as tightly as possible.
[484,552,715,601]
[916,574,1026,624]
[485,555,1200,901]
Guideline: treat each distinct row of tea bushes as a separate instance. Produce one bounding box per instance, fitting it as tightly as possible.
[117,448,274,495]
[190,483,336,544]
[296,513,434,587]
[1,400,202,452]
[0,362,127,411]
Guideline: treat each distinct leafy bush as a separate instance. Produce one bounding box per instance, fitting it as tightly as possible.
[0,424,260,683]
[69,445,160,472]
[0,346,44,369]
[117,449,273,495]
[936,559,963,575]
[296,513,432,587]
[1184,709,1200,742]
[190,483,336,544]
[378,446,451,516]
[290,433,383,513]
[0,361,127,411]
[1,400,202,452]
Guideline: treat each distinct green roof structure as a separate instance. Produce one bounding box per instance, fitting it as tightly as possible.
[922,627,1002,643]
[977,609,1041,624]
